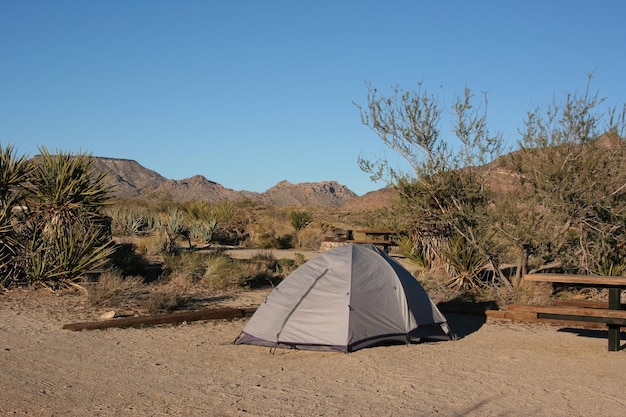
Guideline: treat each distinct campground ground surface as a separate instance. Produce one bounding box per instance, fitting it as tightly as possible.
[2,283,626,417]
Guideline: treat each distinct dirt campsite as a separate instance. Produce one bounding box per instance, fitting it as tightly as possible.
[2,279,626,417]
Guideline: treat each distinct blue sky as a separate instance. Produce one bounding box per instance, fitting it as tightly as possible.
[2,1,625,196]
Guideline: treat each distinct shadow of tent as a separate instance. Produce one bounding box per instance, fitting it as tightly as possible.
[436,299,498,339]
[557,327,626,351]
[444,313,487,339]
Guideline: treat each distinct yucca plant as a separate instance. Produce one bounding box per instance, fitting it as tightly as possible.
[596,259,626,277]
[441,232,489,292]
[26,147,113,221]
[156,208,190,252]
[20,220,114,289]
[289,209,313,248]
[190,218,218,246]
[0,144,31,287]
[105,205,156,236]
[397,235,430,269]
[17,147,115,288]
[289,209,313,232]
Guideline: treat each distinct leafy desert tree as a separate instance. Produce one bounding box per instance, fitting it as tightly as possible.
[506,76,626,276]
[355,82,506,290]
[18,147,116,288]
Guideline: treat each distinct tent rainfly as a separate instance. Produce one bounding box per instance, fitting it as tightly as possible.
[235,243,452,352]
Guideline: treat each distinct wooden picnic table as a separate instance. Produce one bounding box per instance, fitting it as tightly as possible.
[354,230,399,240]
[524,273,626,351]
[347,230,402,253]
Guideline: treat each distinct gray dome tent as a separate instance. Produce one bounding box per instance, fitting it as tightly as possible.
[235,244,451,352]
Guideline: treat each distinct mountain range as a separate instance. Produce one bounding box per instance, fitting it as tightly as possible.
[91,157,388,208]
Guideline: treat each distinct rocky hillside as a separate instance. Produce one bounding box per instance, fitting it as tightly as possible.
[342,187,395,211]
[260,180,357,208]
[90,157,363,207]
[92,157,168,199]
[152,175,262,203]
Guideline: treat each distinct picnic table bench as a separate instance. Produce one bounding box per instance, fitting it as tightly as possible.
[523,273,626,351]
[347,230,401,253]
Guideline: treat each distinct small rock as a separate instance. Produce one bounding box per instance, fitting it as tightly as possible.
[100,311,116,320]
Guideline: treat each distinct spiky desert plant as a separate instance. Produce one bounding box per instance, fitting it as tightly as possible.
[441,232,489,292]
[18,147,115,287]
[190,218,218,246]
[0,144,31,286]
[397,235,430,269]
[156,207,190,252]
[105,205,157,236]
[26,147,113,223]
[289,209,313,232]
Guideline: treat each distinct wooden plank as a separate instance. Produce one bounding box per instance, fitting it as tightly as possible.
[524,273,626,287]
[554,299,626,309]
[507,304,543,312]
[63,307,257,331]
[538,312,626,326]
[347,240,394,246]
[527,305,626,319]
[354,230,398,234]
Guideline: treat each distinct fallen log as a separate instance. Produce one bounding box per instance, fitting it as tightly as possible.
[63,307,257,331]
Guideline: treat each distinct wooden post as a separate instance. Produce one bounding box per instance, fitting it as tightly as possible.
[608,288,622,351]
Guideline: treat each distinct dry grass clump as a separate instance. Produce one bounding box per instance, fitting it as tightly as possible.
[142,274,192,313]
[295,227,325,250]
[86,270,145,308]
[411,262,554,309]
[240,250,308,287]
[246,212,294,249]
[414,268,464,305]
[86,270,193,314]
[476,282,553,308]
[160,251,247,291]
[201,253,247,291]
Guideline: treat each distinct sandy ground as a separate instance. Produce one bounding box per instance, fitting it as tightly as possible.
[2,285,626,417]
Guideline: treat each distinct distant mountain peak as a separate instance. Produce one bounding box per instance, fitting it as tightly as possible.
[88,157,362,207]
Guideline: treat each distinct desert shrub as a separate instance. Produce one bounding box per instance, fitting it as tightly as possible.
[293,252,306,267]
[441,232,491,291]
[104,205,157,237]
[289,209,313,231]
[294,226,324,250]
[249,221,294,249]
[189,218,218,246]
[240,251,283,287]
[2,147,116,289]
[133,234,166,257]
[476,281,553,308]
[0,145,31,287]
[273,254,306,276]
[86,270,144,307]
[156,208,191,253]
[161,250,248,291]
[397,235,430,269]
[413,267,463,305]
[161,252,208,283]
[142,274,191,313]
[107,242,153,278]
[202,253,247,291]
